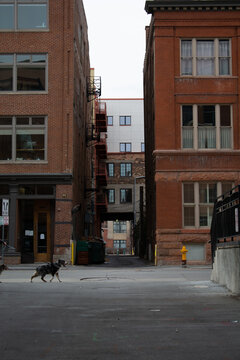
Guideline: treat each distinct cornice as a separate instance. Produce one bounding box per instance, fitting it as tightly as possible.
[145,1,240,13]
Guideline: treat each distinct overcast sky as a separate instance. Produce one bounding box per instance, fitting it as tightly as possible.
[83,0,151,98]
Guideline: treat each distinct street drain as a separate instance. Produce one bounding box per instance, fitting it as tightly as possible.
[80,276,134,281]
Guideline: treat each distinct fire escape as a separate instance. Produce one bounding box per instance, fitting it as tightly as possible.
[86,76,107,237]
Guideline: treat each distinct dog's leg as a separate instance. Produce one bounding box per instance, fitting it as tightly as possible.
[56,272,62,282]
[49,275,54,282]
[31,272,39,282]
[41,275,47,282]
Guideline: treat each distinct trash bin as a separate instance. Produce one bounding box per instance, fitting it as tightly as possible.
[88,240,105,264]
[77,240,89,265]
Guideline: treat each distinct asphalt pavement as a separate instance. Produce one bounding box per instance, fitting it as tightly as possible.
[0,256,240,360]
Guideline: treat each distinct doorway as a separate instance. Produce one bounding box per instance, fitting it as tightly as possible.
[20,200,51,263]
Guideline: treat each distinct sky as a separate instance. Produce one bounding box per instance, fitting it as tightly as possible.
[83,0,151,98]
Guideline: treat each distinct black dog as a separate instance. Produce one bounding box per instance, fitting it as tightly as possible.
[31,259,67,283]
[0,264,8,282]
[0,264,8,275]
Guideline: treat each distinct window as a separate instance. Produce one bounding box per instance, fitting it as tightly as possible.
[107,189,115,204]
[182,105,232,149]
[113,240,126,249]
[0,1,48,30]
[183,182,233,228]
[0,116,47,161]
[113,221,127,233]
[120,143,131,152]
[107,116,113,126]
[181,39,231,76]
[0,53,47,92]
[107,163,114,177]
[120,163,132,177]
[141,143,145,152]
[119,116,131,126]
[120,189,132,203]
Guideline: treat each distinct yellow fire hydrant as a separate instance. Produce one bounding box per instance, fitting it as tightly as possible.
[181,245,188,267]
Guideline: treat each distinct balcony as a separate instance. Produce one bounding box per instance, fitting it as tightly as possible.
[96,161,107,187]
[95,101,107,133]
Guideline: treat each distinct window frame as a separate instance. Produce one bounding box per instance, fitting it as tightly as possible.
[120,188,132,204]
[107,189,115,204]
[0,53,48,93]
[120,143,132,152]
[181,104,232,150]
[183,182,234,229]
[113,221,127,233]
[120,163,132,177]
[107,116,113,126]
[0,115,47,162]
[119,116,131,126]
[0,0,49,31]
[181,38,232,77]
[107,163,114,177]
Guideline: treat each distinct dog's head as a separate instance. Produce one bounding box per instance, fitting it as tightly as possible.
[57,259,67,267]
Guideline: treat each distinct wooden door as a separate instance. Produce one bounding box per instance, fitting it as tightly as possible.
[34,201,51,262]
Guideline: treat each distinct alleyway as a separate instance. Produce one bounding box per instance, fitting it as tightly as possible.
[0,260,239,360]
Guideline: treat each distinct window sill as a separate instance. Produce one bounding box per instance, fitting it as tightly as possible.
[0,160,48,164]
[0,91,48,95]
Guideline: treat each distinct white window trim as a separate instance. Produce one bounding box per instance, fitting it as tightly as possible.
[181,104,233,150]
[181,38,232,77]
[182,182,234,229]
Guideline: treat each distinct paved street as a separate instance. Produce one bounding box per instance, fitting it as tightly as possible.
[1,256,240,360]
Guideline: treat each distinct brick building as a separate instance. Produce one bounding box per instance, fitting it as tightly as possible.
[0,0,91,264]
[144,0,240,264]
[102,99,145,255]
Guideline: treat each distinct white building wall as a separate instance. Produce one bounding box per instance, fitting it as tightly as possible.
[103,99,144,153]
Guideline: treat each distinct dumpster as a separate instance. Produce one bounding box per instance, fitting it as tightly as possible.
[76,240,89,265]
[88,239,105,264]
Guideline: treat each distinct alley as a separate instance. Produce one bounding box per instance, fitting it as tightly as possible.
[0,257,239,360]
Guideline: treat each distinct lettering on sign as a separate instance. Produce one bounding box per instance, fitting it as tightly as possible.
[2,199,9,216]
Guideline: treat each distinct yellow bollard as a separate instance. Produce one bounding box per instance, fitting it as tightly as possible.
[155,244,158,266]
[180,245,188,267]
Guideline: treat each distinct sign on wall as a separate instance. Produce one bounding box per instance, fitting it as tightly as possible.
[2,199,9,216]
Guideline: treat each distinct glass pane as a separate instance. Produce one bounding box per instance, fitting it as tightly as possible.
[107,116,113,125]
[219,58,230,75]
[17,55,31,63]
[16,117,30,125]
[120,143,125,152]
[184,206,195,226]
[17,67,45,91]
[18,4,47,29]
[209,184,217,203]
[181,40,192,57]
[0,117,12,125]
[119,116,125,125]
[0,55,13,64]
[126,143,131,152]
[126,164,132,176]
[126,189,132,202]
[0,68,13,91]
[221,128,231,149]
[19,185,35,195]
[220,105,231,126]
[182,106,193,126]
[219,40,229,57]
[120,164,125,176]
[126,116,131,125]
[16,133,44,160]
[32,117,45,125]
[197,59,214,75]
[0,135,12,160]
[199,206,208,226]
[0,5,14,29]
[120,190,126,203]
[199,184,208,203]
[198,127,216,149]
[37,213,47,254]
[197,40,214,57]
[182,128,193,148]
[198,106,215,126]
[32,55,46,63]
[184,184,194,203]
